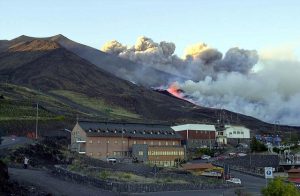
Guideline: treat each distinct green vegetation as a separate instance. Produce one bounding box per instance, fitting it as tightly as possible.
[51,90,140,119]
[250,137,267,152]
[261,177,300,196]
[98,170,110,180]
[0,99,55,120]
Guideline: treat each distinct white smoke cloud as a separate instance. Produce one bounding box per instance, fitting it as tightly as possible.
[179,58,300,125]
[101,40,126,55]
[101,36,257,80]
[101,36,298,125]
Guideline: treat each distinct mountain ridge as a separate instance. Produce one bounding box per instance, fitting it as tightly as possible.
[0,35,299,135]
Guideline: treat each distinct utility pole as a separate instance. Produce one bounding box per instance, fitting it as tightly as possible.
[35,102,39,139]
[122,124,124,157]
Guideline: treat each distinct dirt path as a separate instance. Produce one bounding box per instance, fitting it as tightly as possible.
[9,168,117,196]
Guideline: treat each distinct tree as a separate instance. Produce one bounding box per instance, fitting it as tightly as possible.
[250,136,267,152]
[262,177,300,196]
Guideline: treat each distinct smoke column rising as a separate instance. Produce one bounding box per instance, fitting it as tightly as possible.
[101,37,300,125]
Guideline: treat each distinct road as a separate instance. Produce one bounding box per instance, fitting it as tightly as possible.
[8,167,265,196]
[9,168,116,196]
[231,170,265,195]
[0,136,33,149]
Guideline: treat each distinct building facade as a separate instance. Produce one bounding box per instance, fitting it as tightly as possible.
[71,121,184,167]
[223,125,251,145]
[171,124,216,148]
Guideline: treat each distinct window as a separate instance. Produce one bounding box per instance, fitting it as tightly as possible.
[158,141,161,146]
[166,141,168,146]
[89,152,93,156]
[143,141,146,144]
[138,151,144,156]
[114,140,118,144]
[89,140,93,144]
[107,140,110,144]
[97,140,100,144]
[173,141,176,146]
[233,131,236,134]
[122,140,126,144]
[151,141,154,145]
[133,141,136,144]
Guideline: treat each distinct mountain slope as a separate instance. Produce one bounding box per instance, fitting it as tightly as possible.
[0,39,211,122]
[0,35,185,86]
[0,36,299,135]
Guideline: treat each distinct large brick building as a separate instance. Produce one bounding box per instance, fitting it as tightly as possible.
[171,124,216,148]
[71,121,185,167]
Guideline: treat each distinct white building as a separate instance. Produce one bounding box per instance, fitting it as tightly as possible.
[225,125,250,139]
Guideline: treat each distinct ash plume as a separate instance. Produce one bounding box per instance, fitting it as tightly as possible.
[101,36,258,80]
[101,36,299,125]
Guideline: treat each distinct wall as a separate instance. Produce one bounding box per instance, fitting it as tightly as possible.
[148,146,185,167]
[85,136,130,160]
[71,123,87,152]
[52,165,239,193]
[224,126,250,139]
[84,136,181,160]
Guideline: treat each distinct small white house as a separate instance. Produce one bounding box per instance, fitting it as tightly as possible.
[224,125,250,139]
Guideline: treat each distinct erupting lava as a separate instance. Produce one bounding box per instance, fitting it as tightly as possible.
[167,82,184,99]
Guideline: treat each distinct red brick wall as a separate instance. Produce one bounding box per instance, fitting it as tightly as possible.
[177,130,215,139]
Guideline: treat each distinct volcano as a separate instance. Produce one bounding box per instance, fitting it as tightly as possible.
[0,35,299,133]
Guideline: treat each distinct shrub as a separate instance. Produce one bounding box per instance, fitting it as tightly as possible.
[261,177,300,196]
[99,170,110,180]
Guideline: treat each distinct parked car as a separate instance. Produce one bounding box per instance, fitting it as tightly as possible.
[229,152,237,157]
[237,152,247,157]
[226,177,242,184]
[106,157,117,163]
[201,155,211,160]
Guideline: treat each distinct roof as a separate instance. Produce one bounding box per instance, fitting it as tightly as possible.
[77,121,182,139]
[224,125,250,131]
[171,124,216,132]
[182,163,214,170]
[288,168,300,173]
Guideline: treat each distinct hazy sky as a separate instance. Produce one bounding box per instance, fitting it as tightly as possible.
[1,0,300,55]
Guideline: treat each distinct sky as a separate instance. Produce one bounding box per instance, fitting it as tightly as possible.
[1,0,300,56]
[1,0,300,125]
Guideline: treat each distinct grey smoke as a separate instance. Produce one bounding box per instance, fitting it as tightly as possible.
[179,59,300,125]
[101,37,258,80]
[101,36,298,125]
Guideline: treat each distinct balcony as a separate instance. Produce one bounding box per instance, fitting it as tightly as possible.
[76,138,86,143]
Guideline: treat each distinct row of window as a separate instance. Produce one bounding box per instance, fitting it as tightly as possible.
[194,131,214,134]
[89,140,126,144]
[88,140,177,146]
[148,150,184,156]
[228,131,244,135]
[89,151,129,157]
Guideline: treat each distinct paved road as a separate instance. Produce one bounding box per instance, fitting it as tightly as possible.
[9,168,116,196]
[0,136,33,149]
[9,167,265,196]
[133,188,236,196]
[231,170,265,196]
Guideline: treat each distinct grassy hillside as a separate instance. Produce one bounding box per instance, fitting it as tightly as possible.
[0,83,143,135]
[51,90,140,120]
